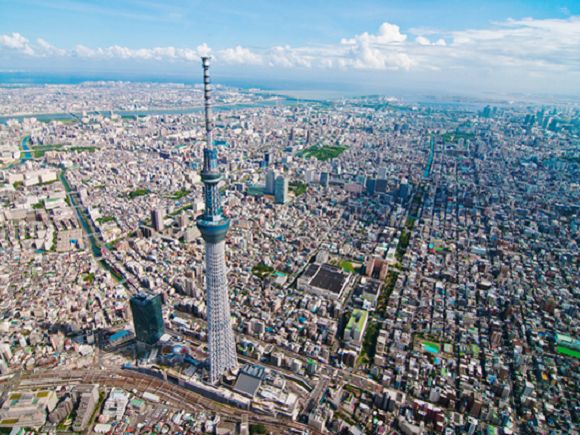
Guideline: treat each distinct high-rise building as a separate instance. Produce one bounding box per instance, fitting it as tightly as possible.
[320,171,330,187]
[399,179,410,201]
[130,292,164,345]
[196,57,238,384]
[366,178,376,195]
[265,169,276,195]
[151,208,165,232]
[275,174,289,204]
[305,168,318,184]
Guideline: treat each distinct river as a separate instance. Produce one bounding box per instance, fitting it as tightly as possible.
[0,98,302,125]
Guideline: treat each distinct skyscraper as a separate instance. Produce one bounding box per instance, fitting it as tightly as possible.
[320,171,330,188]
[265,169,276,195]
[151,208,165,232]
[196,57,238,384]
[130,292,164,345]
[275,174,289,204]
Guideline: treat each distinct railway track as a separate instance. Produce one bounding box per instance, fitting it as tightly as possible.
[2,368,317,434]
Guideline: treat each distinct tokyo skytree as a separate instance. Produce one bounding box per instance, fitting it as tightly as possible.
[196,57,238,384]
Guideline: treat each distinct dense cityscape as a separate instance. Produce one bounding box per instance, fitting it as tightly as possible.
[0,68,578,435]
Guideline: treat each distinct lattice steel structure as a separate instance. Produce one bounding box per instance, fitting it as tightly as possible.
[196,57,238,384]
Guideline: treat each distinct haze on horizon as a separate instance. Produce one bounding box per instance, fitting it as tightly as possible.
[1,0,579,99]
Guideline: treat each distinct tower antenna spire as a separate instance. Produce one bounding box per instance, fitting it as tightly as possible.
[201,56,213,149]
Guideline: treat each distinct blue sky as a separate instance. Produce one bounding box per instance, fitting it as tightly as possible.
[1,0,580,96]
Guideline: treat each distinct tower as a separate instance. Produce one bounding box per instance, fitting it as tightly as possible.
[196,57,238,384]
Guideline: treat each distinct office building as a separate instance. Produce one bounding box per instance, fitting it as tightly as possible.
[275,174,289,204]
[151,208,165,232]
[343,309,369,346]
[0,390,58,429]
[366,178,376,195]
[130,292,164,345]
[265,169,276,195]
[305,168,318,184]
[72,384,99,432]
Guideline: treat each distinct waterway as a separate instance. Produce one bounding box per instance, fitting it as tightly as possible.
[424,135,435,178]
[3,135,31,169]
[59,171,127,286]
[7,134,127,286]
[0,98,302,124]
[20,135,32,161]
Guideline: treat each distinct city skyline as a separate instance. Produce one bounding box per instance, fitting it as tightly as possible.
[0,2,578,433]
[1,0,580,97]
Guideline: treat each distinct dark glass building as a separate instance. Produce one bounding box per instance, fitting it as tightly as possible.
[130,292,164,345]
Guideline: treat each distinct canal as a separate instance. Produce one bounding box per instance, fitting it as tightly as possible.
[20,135,32,162]
[424,135,435,178]
[59,171,128,286]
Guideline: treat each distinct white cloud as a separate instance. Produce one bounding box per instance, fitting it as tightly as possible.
[447,16,580,71]
[336,22,415,70]
[341,41,414,70]
[416,36,446,46]
[416,36,430,46]
[196,43,211,57]
[73,44,97,58]
[266,45,312,68]
[0,16,579,84]
[219,46,262,65]
[0,32,34,55]
[36,38,66,56]
[70,43,206,62]
[341,22,407,45]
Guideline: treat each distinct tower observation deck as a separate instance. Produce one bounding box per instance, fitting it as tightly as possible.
[196,57,238,384]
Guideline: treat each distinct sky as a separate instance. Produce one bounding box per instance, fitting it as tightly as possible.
[1,0,579,98]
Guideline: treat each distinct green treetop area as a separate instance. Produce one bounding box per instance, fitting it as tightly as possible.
[31,144,96,158]
[442,131,475,143]
[128,188,150,199]
[39,117,78,124]
[298,144,347,161]
[96,216,116,224]
[168,189,190,200]
[360,320,380,365]
[289,181,307,196]
[339,259,356,273]
[252,262,274,279]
